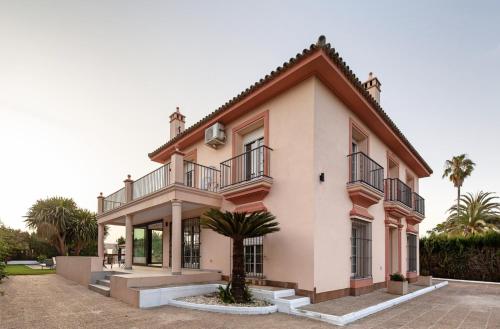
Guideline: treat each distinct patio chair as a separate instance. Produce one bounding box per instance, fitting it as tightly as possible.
[44,259,54,269]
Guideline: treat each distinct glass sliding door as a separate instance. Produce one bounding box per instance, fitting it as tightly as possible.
[132,221,163,266]
[133,228,147,265]
[150,229,163,264]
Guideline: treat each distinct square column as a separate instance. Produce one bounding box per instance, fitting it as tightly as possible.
[162,218,170,269]
[97,223,105,260]
[125,214,133,269]
[171,200,182,275]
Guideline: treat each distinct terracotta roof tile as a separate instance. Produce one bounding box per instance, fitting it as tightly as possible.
[148,36,432,175]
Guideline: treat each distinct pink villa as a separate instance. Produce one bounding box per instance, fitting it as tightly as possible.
[94,36,432,304]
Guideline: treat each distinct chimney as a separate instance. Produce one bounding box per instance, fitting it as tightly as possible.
[362,72,381,104]
[169,106,186,139]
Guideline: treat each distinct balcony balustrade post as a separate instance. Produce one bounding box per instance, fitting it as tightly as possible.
[124,175,134,202]
[97,192,104,215]
[170,150,185,185]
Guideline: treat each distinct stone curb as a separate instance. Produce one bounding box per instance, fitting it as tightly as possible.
[290,281,449,326]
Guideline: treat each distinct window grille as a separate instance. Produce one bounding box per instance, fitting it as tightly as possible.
[244,236,263,278]
[351,219,372,278]
[182,218,200,269]
[407,234,417,272]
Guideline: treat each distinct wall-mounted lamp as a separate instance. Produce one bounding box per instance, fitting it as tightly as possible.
[319,173,325,182]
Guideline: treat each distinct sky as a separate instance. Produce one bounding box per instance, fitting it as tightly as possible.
[0,0,499,243]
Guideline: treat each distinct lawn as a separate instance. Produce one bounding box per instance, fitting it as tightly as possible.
[5,265,55,275]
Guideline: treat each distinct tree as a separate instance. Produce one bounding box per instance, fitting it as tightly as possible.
[117,236,126,245]
[25,197,77,255]
[201,209,280,303]
[442,154,476,214]
[436,191,500,236]
[71,209,99,256]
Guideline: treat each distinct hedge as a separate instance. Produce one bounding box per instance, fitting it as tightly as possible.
[420,232,500,282]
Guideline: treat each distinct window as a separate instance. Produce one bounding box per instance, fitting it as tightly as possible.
[182,218,200,269]
[244,236,263,278]
[351,219,372,278]
[407,234,417,272]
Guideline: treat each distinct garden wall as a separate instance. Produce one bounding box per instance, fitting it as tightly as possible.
[420,232,499,282]
[56,256,102,285]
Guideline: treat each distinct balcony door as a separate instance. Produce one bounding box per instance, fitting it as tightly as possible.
[244,137,264,181]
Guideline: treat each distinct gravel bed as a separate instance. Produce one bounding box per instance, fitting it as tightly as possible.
[177,293,272,307]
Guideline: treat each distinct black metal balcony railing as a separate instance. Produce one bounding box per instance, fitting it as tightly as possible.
[413,192,425,216]
[104,187,125,212]
[183,161,220,192]
[347,152,384,192]
[220,145,272,189]
[384,178,413,208]
[132,163,170,200]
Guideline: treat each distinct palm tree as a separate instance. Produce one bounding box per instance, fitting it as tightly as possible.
[201,209,280,303]
[442,154,476,212]
[440,191,500,236]
[71,209,100,256]
[25,197,77,255]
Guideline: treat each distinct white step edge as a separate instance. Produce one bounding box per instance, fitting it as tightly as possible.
[291,281,448,326]
[434,278,500,285]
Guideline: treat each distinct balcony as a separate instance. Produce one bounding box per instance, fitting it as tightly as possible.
[132,163,170,200]
[219,145,273,209]
[383,178,412,218]
[183,160,220,192]
[103,188,125,212]
[407,192,425,226]
[98,158,222,220]
[346,152,384,220]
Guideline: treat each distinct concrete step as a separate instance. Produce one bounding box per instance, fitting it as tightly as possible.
[96,279,110,287]
[88,284,110,297]
[279,295,310,308]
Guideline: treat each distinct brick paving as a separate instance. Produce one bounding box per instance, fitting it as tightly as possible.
[0,275,498,329]
[300,283,425,315]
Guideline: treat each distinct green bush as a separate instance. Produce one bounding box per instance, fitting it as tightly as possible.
[218,283,235,304]
[390,273,405,281]
[420,232,500,282]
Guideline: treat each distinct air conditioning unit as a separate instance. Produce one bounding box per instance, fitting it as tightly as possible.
[204,122,226,147]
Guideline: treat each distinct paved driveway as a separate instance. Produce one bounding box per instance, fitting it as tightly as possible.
[0,275,498,329]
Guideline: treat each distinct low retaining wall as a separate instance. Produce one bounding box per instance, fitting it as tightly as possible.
[56,256,102,286]
[111,271,221,307]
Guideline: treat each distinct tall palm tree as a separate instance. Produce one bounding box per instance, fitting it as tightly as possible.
[442,154,476,212]
[25,197,77,255]
[440,191,500,236]
[201,209,280,303]
[71,209,100,256]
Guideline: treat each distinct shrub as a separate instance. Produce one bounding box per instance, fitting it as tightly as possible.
[420,232,500,282]
[390,273,405,281]
[217,283,235,304]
